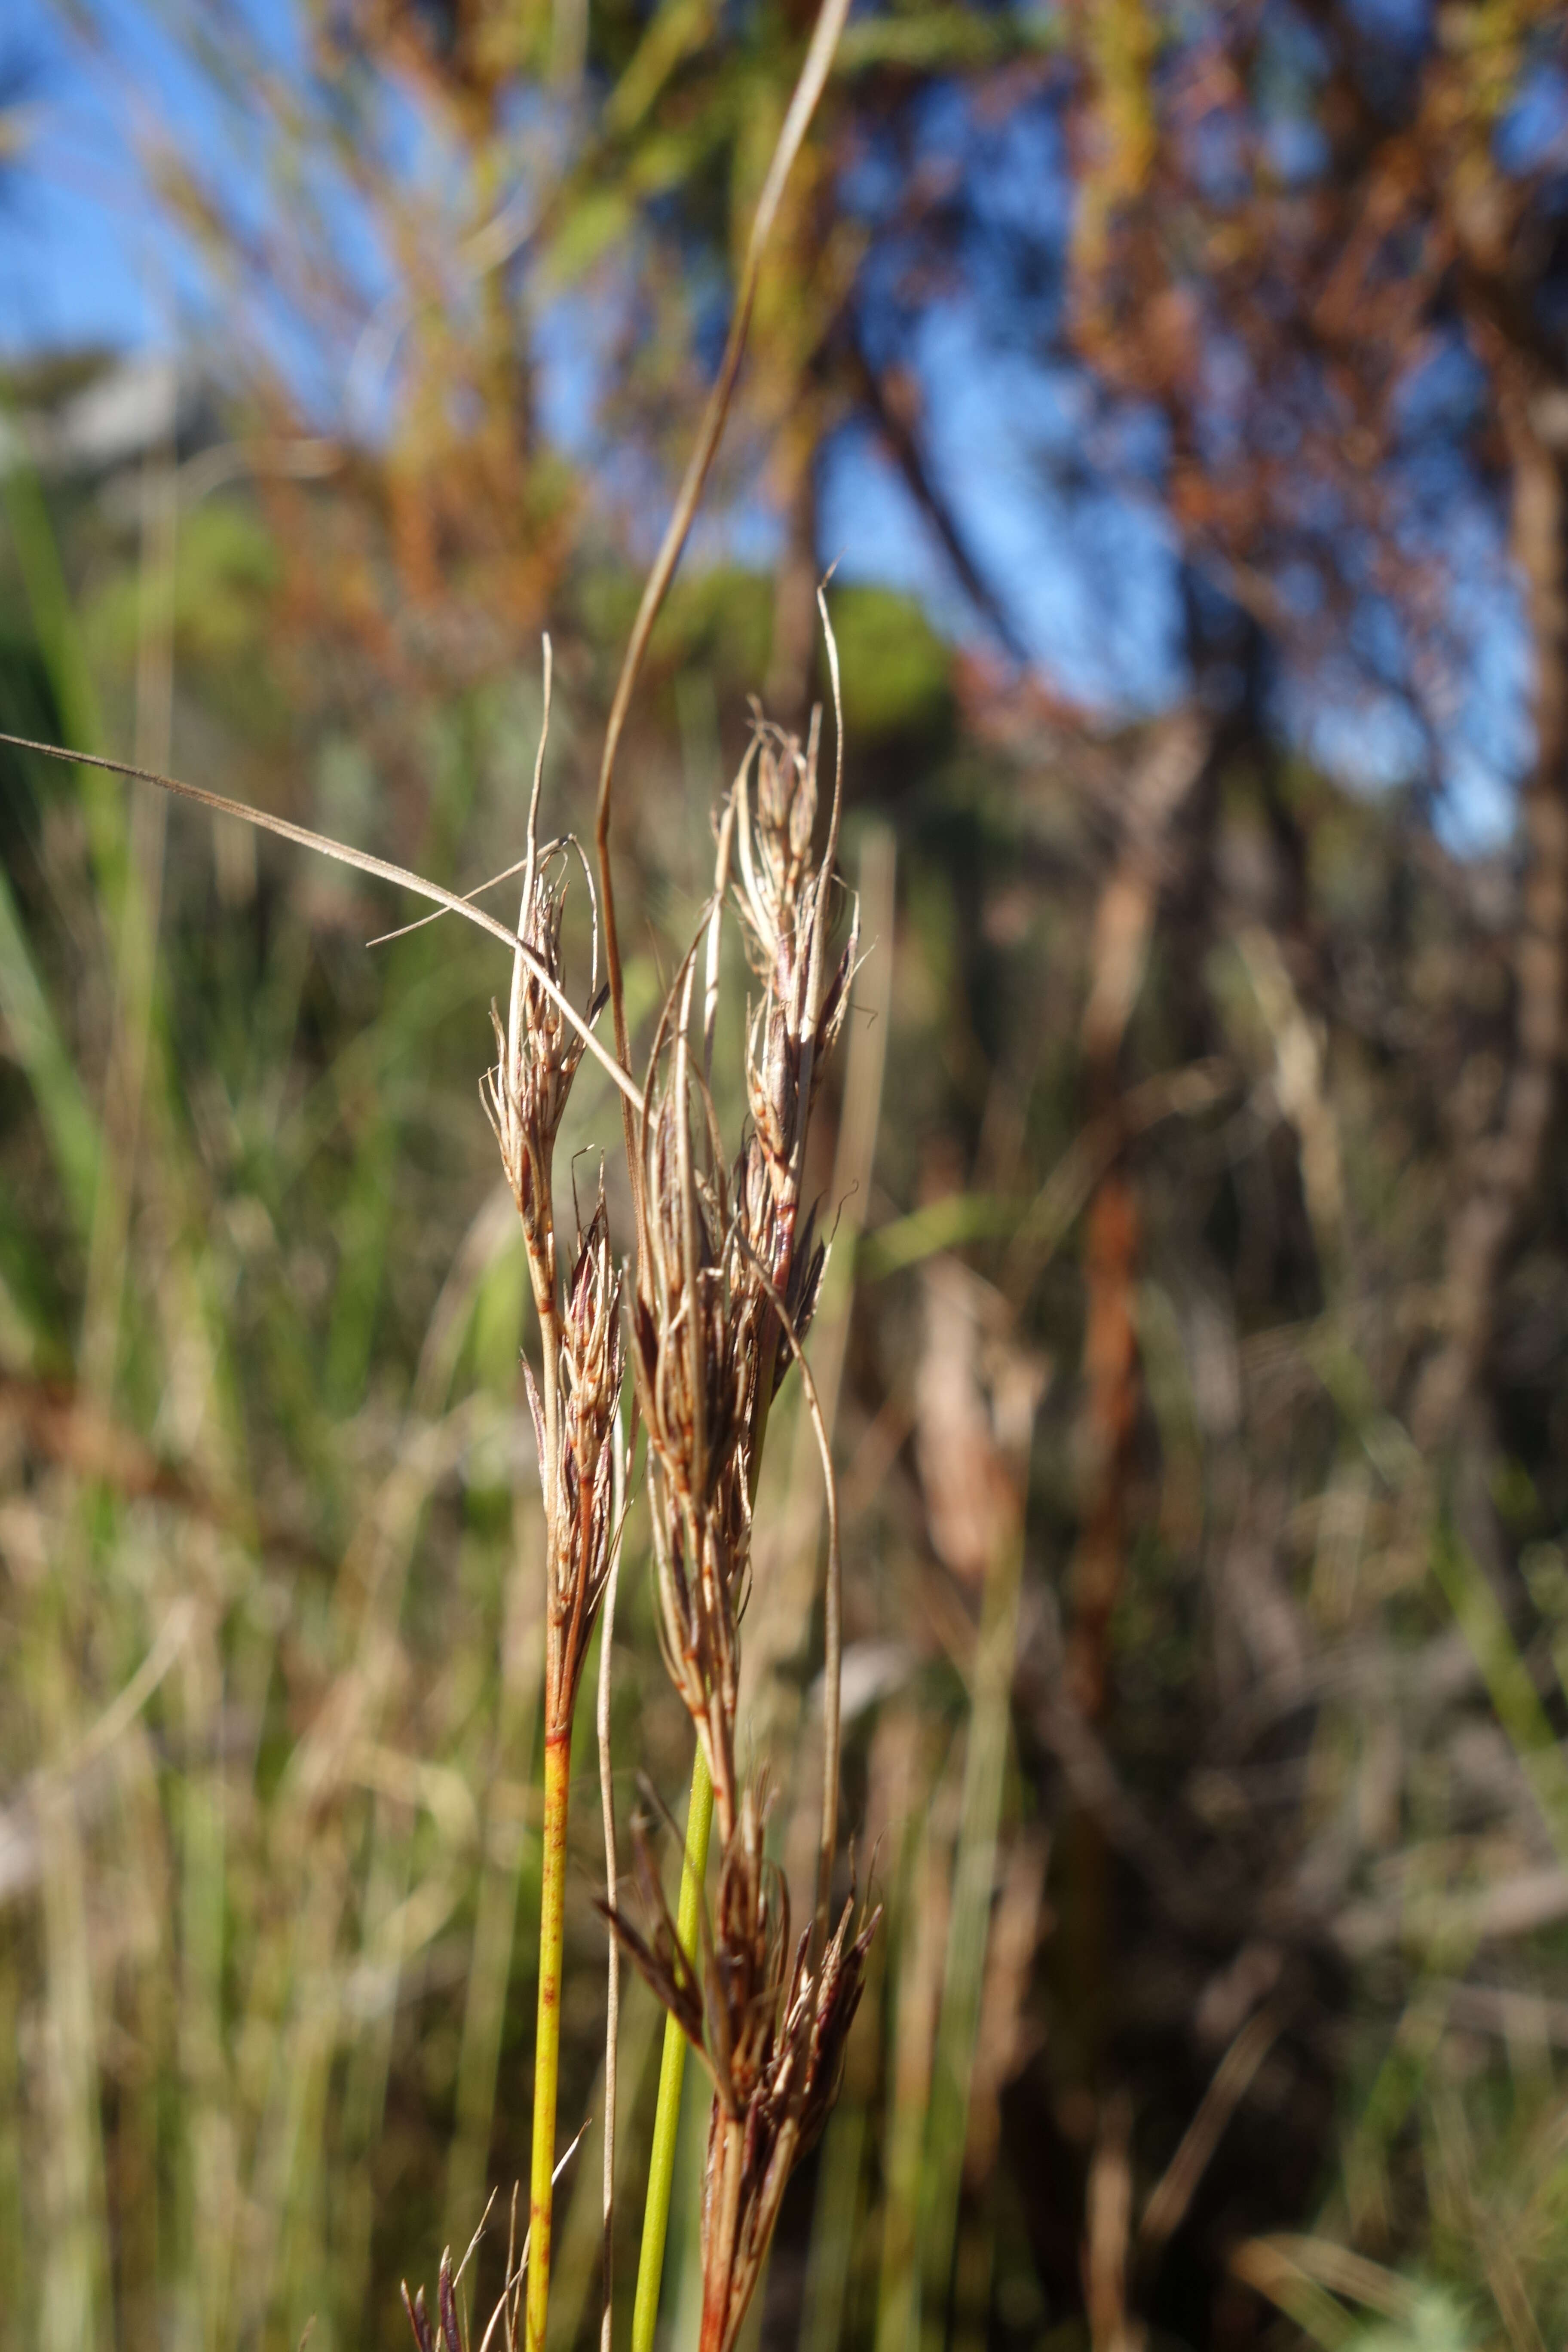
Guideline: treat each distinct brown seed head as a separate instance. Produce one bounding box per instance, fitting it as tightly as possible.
[731,716,858,1150]
[721,709,858,1403]
[481,851,601,1255]
[605,1781,878,2352]
[628,1047,762,1831]
[621,612,872,2352]
[696,1876,879,2352]
[702,1784,792,2119]
[534,1182,624,1733]
[732,715,821,993]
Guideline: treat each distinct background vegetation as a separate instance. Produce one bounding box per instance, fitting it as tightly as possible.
[3,2,1568,2348]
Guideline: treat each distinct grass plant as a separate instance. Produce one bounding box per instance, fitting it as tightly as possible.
[0,17,866,2339]
[8,523,1568,2352]
[10,5,1568,2340]
[1,606,871,2352]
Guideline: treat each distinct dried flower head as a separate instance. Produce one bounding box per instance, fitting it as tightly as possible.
[526,1181,625,1737]
[732,712,822,980]
[731,711,858,1152]
[481,838,604,1254]
[721,697,859,1412]
[481,639,606,1272]
[698,1875,879,2352]
[630,1032,754,1834]
[606,1784,879,2352]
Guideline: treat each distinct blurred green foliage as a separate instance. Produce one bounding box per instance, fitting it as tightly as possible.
[6,0,1568,2346]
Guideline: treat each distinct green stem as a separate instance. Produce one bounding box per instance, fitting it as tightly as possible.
[527,1728,573,2352]
[631,1746,714,2352]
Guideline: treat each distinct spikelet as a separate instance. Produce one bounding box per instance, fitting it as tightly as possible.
[729,708,858,1386]
[630,1034,753,1837]
[535,1182,625,1738]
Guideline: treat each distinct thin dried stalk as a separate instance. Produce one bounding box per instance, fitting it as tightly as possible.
[0,729,641,1112]
[591,0,855,1212]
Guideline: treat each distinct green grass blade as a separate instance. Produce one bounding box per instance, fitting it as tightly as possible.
[0,866,101,1232]
[918,1513,1026,2350]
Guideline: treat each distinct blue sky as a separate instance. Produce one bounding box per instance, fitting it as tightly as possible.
[0,7,1179,709]
[3,3,155,351]
[0,0,1533,848]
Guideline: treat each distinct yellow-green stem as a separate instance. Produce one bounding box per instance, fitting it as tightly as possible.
[631,1746,714,2352]
[527,1729,573,2352]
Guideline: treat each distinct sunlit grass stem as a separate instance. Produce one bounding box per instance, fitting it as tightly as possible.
[527,1728,573,2352]
[631,1746,715,2352]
